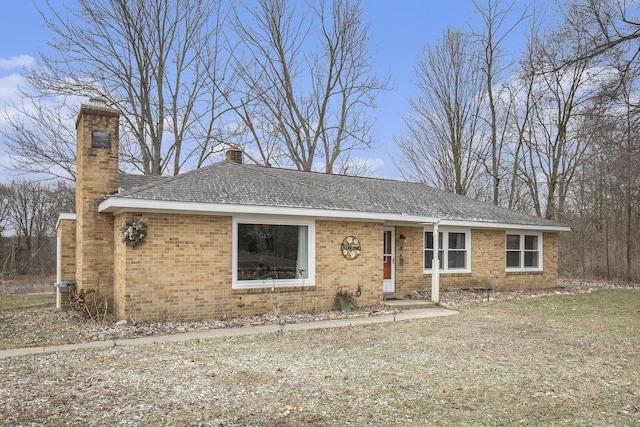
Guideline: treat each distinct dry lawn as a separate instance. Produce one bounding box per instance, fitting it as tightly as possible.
[0,287,638,426]
[0,275,55,296]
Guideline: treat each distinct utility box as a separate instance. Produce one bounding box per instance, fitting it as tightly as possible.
[54,281,75,310]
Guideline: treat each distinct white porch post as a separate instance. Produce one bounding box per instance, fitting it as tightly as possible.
[56,233,62,309]
[431,221,440,304]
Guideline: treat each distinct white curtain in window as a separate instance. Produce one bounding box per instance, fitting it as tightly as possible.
[296,226,309,279]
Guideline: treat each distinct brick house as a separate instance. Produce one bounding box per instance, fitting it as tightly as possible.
[56,102,570,321]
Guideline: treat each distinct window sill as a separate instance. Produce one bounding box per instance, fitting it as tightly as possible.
[232,279,315,291]
[423,270,472,276]
[506,269,543,275]
[232,284,316,294]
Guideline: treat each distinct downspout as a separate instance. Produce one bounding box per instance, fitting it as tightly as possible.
[432,220,440,304]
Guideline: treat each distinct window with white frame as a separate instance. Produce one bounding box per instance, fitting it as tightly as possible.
[233,218,315,288]
[506,232,542,270]
[424,229,470,272]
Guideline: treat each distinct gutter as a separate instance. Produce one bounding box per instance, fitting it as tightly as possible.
[98,197,441,225]
[98,197,570,232]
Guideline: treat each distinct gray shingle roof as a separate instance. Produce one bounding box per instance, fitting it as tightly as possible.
[112,161,566,229]
[118,173,168,192]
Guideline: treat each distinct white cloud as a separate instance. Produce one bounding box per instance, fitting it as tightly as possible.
[0,153,14,181]
[337,156,386,177]
[0,55,35,70]
[0,73,26,102]
[0,56,37,126]
[358,157,385,176]
[0,73,30,129]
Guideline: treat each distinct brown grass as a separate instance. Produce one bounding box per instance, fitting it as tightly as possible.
[0,294,54,311]
[0,288,638,426]
[0,274,55,295]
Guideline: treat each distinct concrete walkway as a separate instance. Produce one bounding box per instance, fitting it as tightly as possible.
[0,307,457,359]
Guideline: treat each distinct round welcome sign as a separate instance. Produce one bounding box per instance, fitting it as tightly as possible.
[341,236,361,260]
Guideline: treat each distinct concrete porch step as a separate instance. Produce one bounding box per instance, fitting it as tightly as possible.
[383,299,436,310]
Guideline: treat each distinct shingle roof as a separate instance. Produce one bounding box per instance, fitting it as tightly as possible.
[111,161,566,229]
[118,173,168,192]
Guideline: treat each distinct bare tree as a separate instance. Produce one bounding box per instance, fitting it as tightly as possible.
[1,179,74,274]
[227,0,388,174]
[503,68,535,213]
[573,69,640,281]
[562,86,640,282]
[615,75,640,282]
[0,185,11,238]
[396,28,487,196]
[501,12,547,216]
[524,1,640,282]
[3,0,233,178]
[561,0,640,76]
[7,180,45,253]
[518,21,599,221]
[471,0,525,205]
[2,99,78,181]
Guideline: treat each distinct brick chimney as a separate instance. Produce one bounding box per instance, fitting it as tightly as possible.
[75,100,120,308]
[226,146,243,164]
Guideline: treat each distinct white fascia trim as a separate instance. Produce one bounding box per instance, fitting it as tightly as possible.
[98,197,441,224]
[56,213,76,231]
[439,219,571,232]
[98,197,570,232]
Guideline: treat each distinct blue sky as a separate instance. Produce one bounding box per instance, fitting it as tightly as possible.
[365,0,489,176]
[0,0,510,181]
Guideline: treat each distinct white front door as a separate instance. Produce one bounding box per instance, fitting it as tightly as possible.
[383,227,395,294]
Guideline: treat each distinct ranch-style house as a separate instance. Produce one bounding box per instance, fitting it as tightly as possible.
[56,101,570,321]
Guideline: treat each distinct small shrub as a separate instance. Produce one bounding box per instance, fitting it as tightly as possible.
[335,284,362,312]
[69,288,107,320]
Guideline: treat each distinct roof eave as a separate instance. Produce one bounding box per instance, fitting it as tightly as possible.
[98,196,441,223]
[438,219,571,232]
[99,197,570,231]
[56,213,77,231]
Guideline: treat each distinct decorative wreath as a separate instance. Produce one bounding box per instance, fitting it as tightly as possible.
[120,217,148,247]
[341,236,361,260]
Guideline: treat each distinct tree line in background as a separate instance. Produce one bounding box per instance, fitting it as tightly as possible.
[0,180,74,276]
[396,0,640,282]
[1,0,638,282]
